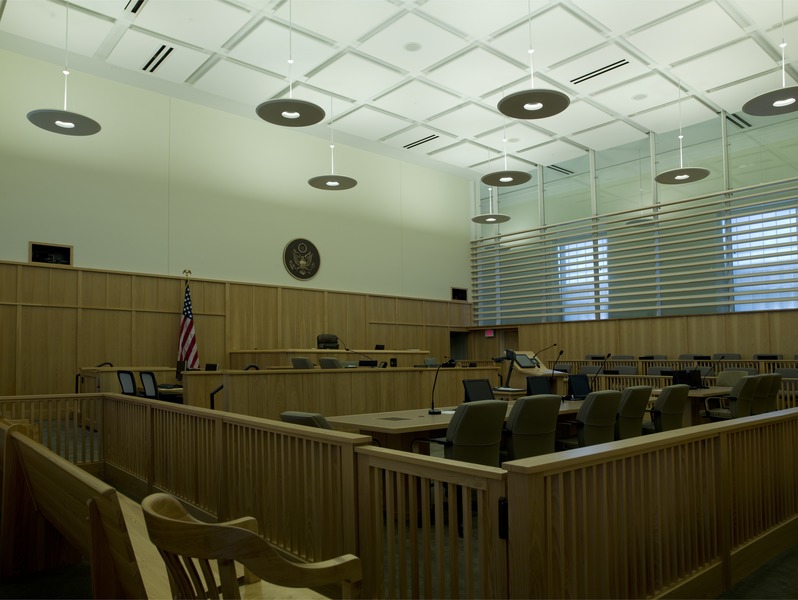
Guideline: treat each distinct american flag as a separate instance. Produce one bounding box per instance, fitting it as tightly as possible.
[178,283,199,369]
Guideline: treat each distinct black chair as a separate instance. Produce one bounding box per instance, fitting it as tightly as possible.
[291,357,315,369]
[319,357,343,369]
[567,374,591,400]
[642,384,690,433]
[614,386,652,440]
[502,394,561,460]
[462,379,495,402]
[139,371,159,399]
[117,370,137,396]
[526,376,552,395]
[280,411,333,429]
[317,334,339,349]
[556,390,623,450]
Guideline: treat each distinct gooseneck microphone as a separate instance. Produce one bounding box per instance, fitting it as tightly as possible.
[430,357,457,414]
[590,353,612,390]
[705,355,725,386]
[552,349,564,369]
[337,337,377,366]
[530,343,557,364]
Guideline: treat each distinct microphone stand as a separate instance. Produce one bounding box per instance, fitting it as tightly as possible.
[590,353,612,391]
[530,343,557,367]
[430,358,456,414]
[337,337,377,366]
[551,349,564,370]
[704,355,724,387]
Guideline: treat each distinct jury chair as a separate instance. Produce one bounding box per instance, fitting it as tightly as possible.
[642,384,690,434]
[290,357,315,369]
[614,386,653,440]
[117,370,138,396]
[141,492,362,599]
[319,357,343,369]
[704,375,761,421]
[751,372,782,415]
[556,390,622,450]
[501,394,561,460]
[139,371,160,400]
[280,411,333,429]
[526,376,552,395]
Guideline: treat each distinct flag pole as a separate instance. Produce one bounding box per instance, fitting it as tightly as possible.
[182,268,191,287]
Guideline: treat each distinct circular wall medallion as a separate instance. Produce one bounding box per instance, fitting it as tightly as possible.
[284,238,320,280]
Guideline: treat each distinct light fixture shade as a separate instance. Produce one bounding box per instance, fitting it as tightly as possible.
[742,86,798,116]
[27,108,101,136]
[654,167,710,185]
[308,174,357,190]
[472,212,510,224]
[498,89,570,119]
[256,98,325,127]
[481,170,531,187]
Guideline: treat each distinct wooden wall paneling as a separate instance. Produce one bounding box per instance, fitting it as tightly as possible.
[574,319,618,357]
[133,276,159,312]
[106,273,133,309]
[686,314,726,356]
[0,263,17,303]
[369,323,396,350]
[351,371,381,415]
[518,323,560,354]
[649,316,687,358]
[424,301,449,327]
[80,271,107,308]
[320,371,354,416]
[195,315,226,368]
[424,326,450,364]
[50,268,78,306]
[281,288,325,348]
[374,370,397,413]
[395,325,425,353]
[725,312,770,359]
[396,298,424,325]
[0,306,17,395]
[616,318,651,357]
[133,312,180,367]
[325,293,357,348]
[192,280,226,315]
[345,294,368,349]
[18,266,53,305]
[226,284,255,351]
[368,296,396,324]
[250,286,279,350]
[767,312,798,358]
[77,309,133,368]
[469,330,505,362]
[448,301,472,328]
[19,306,77,394]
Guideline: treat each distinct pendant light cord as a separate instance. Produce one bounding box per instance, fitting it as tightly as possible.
[287,0,294,99]
[677,81,684,169]
[63,0,70,111]
[527,0,534,88]
[329,97,335,174]
[780,0,787,89]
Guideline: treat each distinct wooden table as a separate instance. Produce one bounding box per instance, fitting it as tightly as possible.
[327,400,583,450]
[652,386,731,426]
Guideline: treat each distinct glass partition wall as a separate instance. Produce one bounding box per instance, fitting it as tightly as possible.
[472,111,798,325]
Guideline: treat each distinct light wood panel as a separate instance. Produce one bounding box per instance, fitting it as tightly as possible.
[281,288,325,348]
[686,313,726,354]
[368,296,396,323]
[0,263,17,303]
[424,300,450,326]
[396,298,423,324]
[0,306,16,395]
[134,275,182,312]
[77,309,133,368]
[19,306,77,394]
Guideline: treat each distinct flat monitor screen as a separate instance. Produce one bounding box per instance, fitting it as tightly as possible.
[462,379,495,402]
[514,353,539,369]
[526,376,551,395]
[673,369,703,389]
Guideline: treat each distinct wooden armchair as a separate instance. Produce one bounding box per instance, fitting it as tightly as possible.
[141,492,362,599]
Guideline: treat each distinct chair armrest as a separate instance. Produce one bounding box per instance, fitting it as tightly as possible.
[410,437,450,454]
[703,396,729,412]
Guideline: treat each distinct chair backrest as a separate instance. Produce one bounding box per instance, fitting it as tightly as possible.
[139,371,158,399]
[319,357,343,369]
[505,395,561,459]
[647,366,675,376]
[553,362,571,373]
[445,400,507,466]
[650,384,690,432]
[579,365,601,375]
[612,355,635,360]
[774,367,798,379]
[727,375,761,418]
[424,357,439,366]
[753,353,782,360]
[316,334,339,349]
[575,390,622,447]
[716,370,748,387]
[616,365,639,375]
[141,492,362,599]
[280,411,332,429]
[615,386,652,440]
[291,357,314,369]
[117,370,137,395]
[567,374,591,399]
[751,373,782,415]
[639,355,667,359]
[462,379,495,402]
[526,376,552,395]
[713,353,741,360]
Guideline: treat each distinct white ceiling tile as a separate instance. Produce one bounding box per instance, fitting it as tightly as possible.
[274,0,399,46]
[671,39,778,92]
[475,121,552,153]
[728,0,798,29]
[227,18,335,76]
[382,126,456,154]
[706,71,798,114]
[472,154,537,174]
[570,120,647,150]
[428,102,504,138]
[331,106,412,141]
[108,29,209,83]
[626,3,746,65]
[591,73,679,116]
[373,80,460,121]
[520,100,615,136]
[306,52,404,101]
[426,47,524,98]
[276,84,355,118]
[491,5,606,70]
[520,140,587,166]
[632,97,718,134]
[419,0,543,39]
[358,13,467,73]
[192,59,285,106]
[134,0,252,49]
[571,0,694,34]
[547,43,650,95]
[429,139,497,168]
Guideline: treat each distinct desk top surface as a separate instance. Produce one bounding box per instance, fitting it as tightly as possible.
[229,348,429,355]
[652,385,732,398]
[327,400,582,434]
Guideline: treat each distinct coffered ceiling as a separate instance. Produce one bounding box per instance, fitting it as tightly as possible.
[1,0,796,179]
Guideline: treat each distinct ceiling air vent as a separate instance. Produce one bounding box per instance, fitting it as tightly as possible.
[726,113,752,129]
[124,0,146,14]
[570,59,629,85]
[404,134,439,150]
[142,45,173,73]
[547,164,574,175]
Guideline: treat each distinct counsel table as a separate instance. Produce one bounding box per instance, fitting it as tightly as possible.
[327,400,583,451]
[651,385,732,426]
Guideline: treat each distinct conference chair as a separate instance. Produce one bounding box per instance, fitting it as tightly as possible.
[642,384,690,434]
[553,362,572,373]
[704,375,760,421]
[526,376,552,395]
[141,492,362,600]
[316,334,339,349]
[751,373,782,415]
[280,411,333,429]
[567,374,591,400]
[579,365,602,375]
[616,365,639,375]
[462,379,495,403]
[501,394,561,460]
[713,353,741,360]
[753,353,783,360]
[614,386,653,440]
[319,357,343,369]
[117,370,137,396]
[556,390,622,450]
[424,357,440,367]
[290,357,315,369]
[612,355,635,360]
[775,367,798,379]
[646,366,675,376]
[139,371,160,400]
[639,355,667,360]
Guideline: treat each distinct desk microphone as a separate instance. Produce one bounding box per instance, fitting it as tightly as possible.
[704,355,724,386]
[430,357,456,414]
[552,349,564,369]
[590,353,612,390]
[530,343,557,366]
[337,337,377,367]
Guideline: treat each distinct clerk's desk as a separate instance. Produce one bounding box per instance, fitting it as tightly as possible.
[228,348,430,369]
[327,400,583,451]
[502,351,568,396]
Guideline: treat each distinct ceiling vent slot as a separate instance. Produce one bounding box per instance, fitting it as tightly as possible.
[570,59,629,85]
[143,45,173,73]
[726,112,752,129]
[547,164,574,175]
[404,134,439,150]
[125,0,146,14]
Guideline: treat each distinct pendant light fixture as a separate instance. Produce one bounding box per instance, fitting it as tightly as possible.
[256,0,325,127]
[472,186,510,224]
[743,0,797,116]
[308,100,357,190]
[481,123,531,187]
[27,1,101,136]
[497,0,569,120]
[654,82,710,185]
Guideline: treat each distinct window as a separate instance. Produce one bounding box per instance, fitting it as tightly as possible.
[558,239,608,320]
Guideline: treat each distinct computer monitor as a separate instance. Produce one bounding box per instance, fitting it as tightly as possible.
[567,374,592,400]
[462,379,495,403]
[526,376,551,395]
[358,360,378,367]
[374,344,385,350]
[204,363,218,371]
[673,369,703,389]
[514,353,539,369]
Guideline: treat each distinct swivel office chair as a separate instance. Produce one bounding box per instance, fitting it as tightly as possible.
[614,386,652,440]
[557,390,622,450]
[502,394,561,460]
[643,384,689,433]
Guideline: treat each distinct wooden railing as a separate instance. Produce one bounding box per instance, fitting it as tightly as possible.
[564,358,798,376]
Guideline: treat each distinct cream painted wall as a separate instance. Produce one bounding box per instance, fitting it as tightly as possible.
[0,49,472,300]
